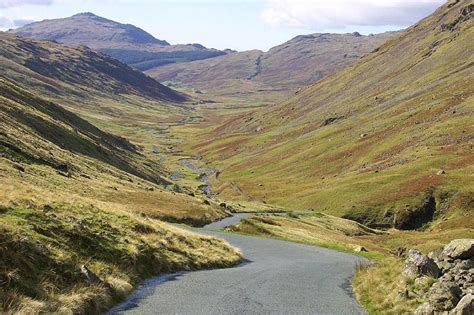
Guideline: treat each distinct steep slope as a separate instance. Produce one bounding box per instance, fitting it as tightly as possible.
[147,32,396,96]
[0,32,185,102]
[10,13,226,71]
[183,0,474,227]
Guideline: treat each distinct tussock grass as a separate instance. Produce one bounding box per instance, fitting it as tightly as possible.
[0,202,240,313]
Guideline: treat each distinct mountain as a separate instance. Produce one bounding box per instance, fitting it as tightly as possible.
[146,32,396,97]
[188,0,474,228]
[10,13,227,71]
[10,12,170,47]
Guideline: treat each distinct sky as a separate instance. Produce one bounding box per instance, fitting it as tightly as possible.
[0,0,445,51]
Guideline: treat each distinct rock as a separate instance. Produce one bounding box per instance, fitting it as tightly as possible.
[403,249,441,278]
[354,245,368,252]
[80,265,103,285]
[219,202,227,208]
[437,170,446,175]
[360,133,367,138]
[428,281,462,311]
[12,163,25,172]
[429,248,456,273]
[414,302,436,315]
[452,294,473,315]
[443,239,474,260]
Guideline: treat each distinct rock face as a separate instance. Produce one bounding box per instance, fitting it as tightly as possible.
[407,239,474,314]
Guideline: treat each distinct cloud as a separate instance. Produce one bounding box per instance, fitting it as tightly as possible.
[0,16,35,29]
[0,0,53,8]
[261,0,445,30]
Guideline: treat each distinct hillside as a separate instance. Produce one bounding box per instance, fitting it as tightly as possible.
[0,32,185,102]
[147,32,396,97]
[0,31,242,312]
[10,13,226,71]
[180,0,474,228]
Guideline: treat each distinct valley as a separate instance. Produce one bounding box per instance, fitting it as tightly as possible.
[1,0,473,314]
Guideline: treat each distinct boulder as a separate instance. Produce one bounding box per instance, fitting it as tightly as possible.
[452,294,474,315]
[442,239,474,260]
[403,249,441,278]
[429,248,454,273]
[428,281,462,311]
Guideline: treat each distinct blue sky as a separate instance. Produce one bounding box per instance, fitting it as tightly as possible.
[0,0,445,51]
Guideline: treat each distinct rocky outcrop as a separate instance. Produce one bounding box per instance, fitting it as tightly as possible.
[404,239,474,314]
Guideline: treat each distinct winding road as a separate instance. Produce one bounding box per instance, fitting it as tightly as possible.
[107,214,367,315]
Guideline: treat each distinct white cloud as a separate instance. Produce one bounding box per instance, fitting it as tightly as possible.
[261,0,445,30]
[0,0,53,8]
[0,16,35,29]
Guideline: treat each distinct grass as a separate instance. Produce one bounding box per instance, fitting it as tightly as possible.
[0,202,240,313]
[225,213,385,260]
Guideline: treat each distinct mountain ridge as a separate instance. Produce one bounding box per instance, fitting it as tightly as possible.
[9,13,227,71]
[146,31,398,97]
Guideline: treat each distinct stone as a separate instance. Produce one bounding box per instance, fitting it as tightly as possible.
[428,281,462,311]
[452,294,474,315]
[414,302,436,315]
[443,239,474,260]
[403,249,441,278]
[354,245,368,252]
[80,265,103,285]
[12,163,25,172]
[429,248,454,273]
[437,170,446,175]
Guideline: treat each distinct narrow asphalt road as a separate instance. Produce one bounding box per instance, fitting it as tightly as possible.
[107,214,367,315]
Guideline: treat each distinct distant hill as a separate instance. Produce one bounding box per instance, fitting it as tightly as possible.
[0,32,186,102]
[146,32,396,96]
[10,13,227,71]
[191,0,474,228]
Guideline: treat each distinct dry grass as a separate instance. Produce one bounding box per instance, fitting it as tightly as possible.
[0,200,240,313]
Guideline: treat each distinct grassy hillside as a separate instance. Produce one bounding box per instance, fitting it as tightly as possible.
[10,13,226,71]
[177,0,474,228]
[146,32,395,97]
[0,30,243,312]
[0,76,241,313]
[0,32,185,102]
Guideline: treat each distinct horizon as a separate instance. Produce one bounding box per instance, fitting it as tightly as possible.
[0,0,444,51]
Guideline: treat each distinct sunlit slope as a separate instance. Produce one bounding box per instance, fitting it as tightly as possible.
[188,0,474,226]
